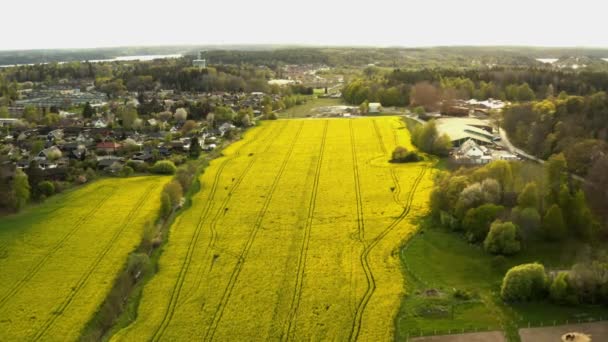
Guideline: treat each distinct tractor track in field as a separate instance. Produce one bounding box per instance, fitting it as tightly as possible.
[182,122,287,304]
[348,119,368,336]
[349,120,366,245]
[348,164,427,341]
[281,120,328,342]
[151,121,289,341]
[32,185,156,341]
[371,119,403,207]
[203,121,304,342]
[0,187,118,310]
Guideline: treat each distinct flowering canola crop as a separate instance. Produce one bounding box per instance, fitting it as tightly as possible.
[0,176,168,341]
[113,117,433,341]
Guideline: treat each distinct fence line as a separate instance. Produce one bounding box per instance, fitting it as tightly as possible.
[403,316,607,341]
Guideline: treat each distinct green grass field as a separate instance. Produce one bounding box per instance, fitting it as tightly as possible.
[0,176,167,341]
[396,220,607,341]
[280,97,344,118]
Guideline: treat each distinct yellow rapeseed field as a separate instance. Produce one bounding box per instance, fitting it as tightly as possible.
[0,176,168,341]
[113,117,434,341]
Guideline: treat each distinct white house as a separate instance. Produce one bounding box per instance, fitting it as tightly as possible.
[454,139,492,164]
[219,122,236,136]
[368,102,382,113]
[93,119,107,128]
[36,146,62,161]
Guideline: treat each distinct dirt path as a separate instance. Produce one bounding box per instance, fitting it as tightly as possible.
[519,321,608,342]
[410,331,505,342]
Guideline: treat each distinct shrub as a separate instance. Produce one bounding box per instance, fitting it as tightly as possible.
[126,253,150,279]
[439,210,459,230]
[390,146,422,163]
[480,178,501,204]
[37,181,55,198]
[549,271,578,305]
[455,183,484,219]
[483,221,521,255]
[170,155,186,166]
[160,192,172,219]
[463,204,504,242]
[84,168,96,180]
[512,207,541,238]
[175,164,197,191]
[120,166,134,177]
[453,289,472,300]
[542,204,567,241]
[151,160,177,175]
[163,180,183,208]
[517,182,539,209]
[411,120,451,156]
[501,263,548,302]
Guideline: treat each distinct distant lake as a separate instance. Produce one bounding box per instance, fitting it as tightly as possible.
[536,58,558,64]
[0,54,183,68]
[87,54,182,63]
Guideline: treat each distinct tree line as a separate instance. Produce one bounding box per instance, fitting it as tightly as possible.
[430,157,599,256]
[342,66,608,108]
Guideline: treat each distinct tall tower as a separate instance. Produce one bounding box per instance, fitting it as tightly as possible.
[193,51,207,69]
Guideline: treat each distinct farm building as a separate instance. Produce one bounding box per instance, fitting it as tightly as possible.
[452,139,493,164]
[368,102,382,113]
[435,117,495,147]
[441,105,470,117]
[0,118,19,127]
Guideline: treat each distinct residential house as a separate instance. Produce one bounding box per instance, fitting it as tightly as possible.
[132,151,154,162]
[93,119,108,128]
[96,156,124,171]
[218,122,236,136]
[47,129,64,141]
[60,142,87,159]
[453,139,492,165]
[36,146,62,161]
[96,141,121,154]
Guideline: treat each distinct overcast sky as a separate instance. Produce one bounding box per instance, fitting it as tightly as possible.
[2,0,607,50]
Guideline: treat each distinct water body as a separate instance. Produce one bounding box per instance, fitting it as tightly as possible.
[87,54,182,63]
[0,54,183,68]
[536,58,558,64]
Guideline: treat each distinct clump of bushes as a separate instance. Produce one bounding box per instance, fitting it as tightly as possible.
[452,288,473,300]
[120,166,134,177]
[483,221,521,255]
[150,160,177,175]
[501,262,548,302]
[159,180,183,219]
[390,146,422,163]
[265,112,278,120]
[501,258,608,306]
[410,120,452,156]
[37,181,55,198]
